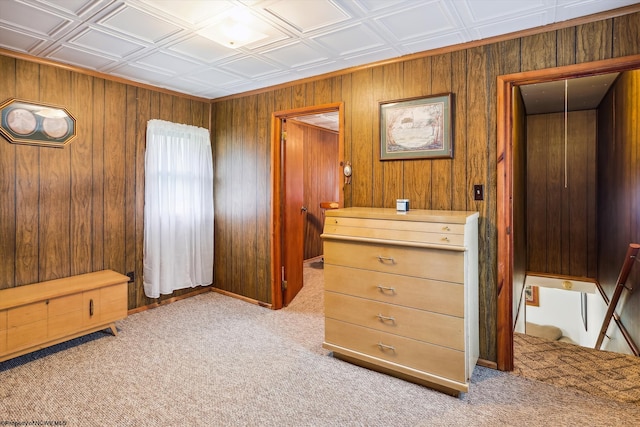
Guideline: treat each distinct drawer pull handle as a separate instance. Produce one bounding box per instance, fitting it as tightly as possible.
[442,226,450,231]
[377,314,396,324]
[377,342,396,352]
[377,255,395,264]
[441,237,449,242]
[376,285,396,294]
[89,299,94,317]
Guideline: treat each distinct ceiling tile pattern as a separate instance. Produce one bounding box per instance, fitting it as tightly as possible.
[0,0,637,99]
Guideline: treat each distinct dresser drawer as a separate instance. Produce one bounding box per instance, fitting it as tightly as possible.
[324,265,464,316]
[325,292,464,351]
[323,223,464,246]
[324,240,464,283]
[325,318,466,383]
[325,216,465,234]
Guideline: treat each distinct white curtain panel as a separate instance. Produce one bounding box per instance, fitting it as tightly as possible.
[143,119,214,298]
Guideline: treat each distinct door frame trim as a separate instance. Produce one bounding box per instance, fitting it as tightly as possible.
[270,102,344,309]
[496,54,640,370]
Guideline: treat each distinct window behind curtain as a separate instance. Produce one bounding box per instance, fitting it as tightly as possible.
[143,119,214,298]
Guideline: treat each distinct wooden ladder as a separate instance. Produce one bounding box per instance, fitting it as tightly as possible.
[594,243,640,355]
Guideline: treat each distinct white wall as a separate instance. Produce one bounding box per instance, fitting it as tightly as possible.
[522,285,609,348]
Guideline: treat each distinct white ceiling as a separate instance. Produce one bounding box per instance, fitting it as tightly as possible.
[0,0,638,101]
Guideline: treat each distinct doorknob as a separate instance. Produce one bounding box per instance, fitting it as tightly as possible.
[301,206,308,212]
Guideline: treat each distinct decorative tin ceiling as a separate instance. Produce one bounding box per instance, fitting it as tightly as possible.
[0,0,637,100]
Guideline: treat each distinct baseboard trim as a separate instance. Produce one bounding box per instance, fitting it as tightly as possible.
[477,358,498,370]
[128,287,213,315]
[211,287,273,309]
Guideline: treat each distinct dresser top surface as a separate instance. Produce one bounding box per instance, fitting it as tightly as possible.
[325,208,479,224]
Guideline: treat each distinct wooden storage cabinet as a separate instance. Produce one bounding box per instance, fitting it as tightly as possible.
[322,208,479,396]
[0,270,129,363]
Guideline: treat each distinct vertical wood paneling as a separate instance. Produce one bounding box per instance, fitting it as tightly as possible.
[91,78,105,272]
[314,78,332,105]
[0,56,210,307]
[103,81,127,274]
[614,13,640,57]
[124,86,137,303]
[597,69,640,353]
[381,63,404,208]
[14,61,39,286]
[0,56,16,288]
[526,115,547,272]
[256,91,272,303]
[213,97,231,299]
[371,67,384,208]
[135,88,151,309]
[231,97,243,295]
[557,27,576,66]
[243,95,258,297]
[576,20,613,62]
[351,69,373,207]
[69,72,93,277]
[451,50,468,211]
[39,66,71,281]
[520,32,556,70]
[301,124,339,259]
[526,112,597,277]
[402,58,432,209]
[465,46,492,359]
[431,53,452,210]
[548,114,564,274]
[342,74,356,206]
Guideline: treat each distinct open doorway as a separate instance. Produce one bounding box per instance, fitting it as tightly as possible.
[496,54,640,371]
[270,103,344,309]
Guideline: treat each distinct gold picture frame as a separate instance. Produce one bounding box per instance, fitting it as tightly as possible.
[525,285,539,307]
[379,93,453,160]
[0,98,76,148]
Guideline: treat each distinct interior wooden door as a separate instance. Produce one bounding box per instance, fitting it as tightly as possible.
[282,120,305,306]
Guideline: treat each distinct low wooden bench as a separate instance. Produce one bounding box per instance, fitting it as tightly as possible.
[0,270,129,363]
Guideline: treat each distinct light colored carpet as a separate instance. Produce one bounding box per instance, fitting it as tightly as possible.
[1,260,640,426]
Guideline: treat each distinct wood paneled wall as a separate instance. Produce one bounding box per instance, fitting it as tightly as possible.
[0,55,210,310]
[526,111,597,278]
[211,11,640,362]
[297,122,339,260]
[597,69,640,354]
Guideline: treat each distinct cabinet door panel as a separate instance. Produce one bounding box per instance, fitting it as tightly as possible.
[49,309,83,339]
[83,289,101,326]
[0,330,6,354]
[7,319,48,351]
[49,294,83,316]
[48,294,84,339]
[8,301,47,328]
[100,283,127,322]
[0,310,6,330]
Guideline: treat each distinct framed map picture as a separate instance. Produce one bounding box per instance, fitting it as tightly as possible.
[0,98,76,147]
[380,93,453,160]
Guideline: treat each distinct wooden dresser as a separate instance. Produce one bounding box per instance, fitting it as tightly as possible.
[321,207,479,396]
[0,270,129,363]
